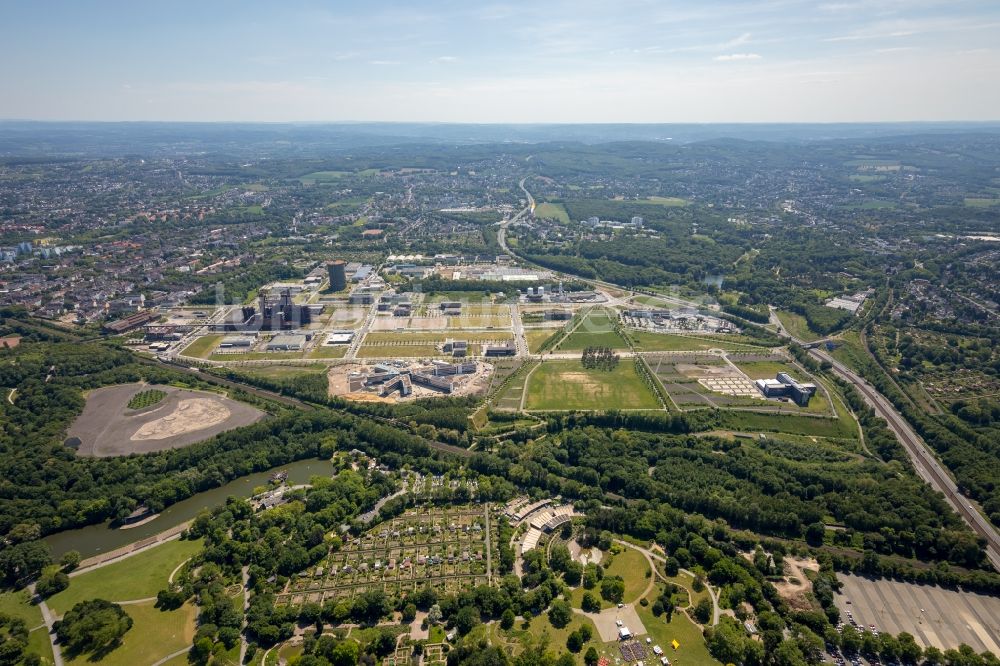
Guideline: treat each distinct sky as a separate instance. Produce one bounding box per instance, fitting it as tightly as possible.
[2,0,999,123]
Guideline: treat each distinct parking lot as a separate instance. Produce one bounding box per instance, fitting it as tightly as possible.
[834,573,1000,654]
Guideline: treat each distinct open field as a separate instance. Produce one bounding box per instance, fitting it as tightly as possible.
[634,597,721,666]
[533,202,571,223]
[774,310,821,342]
[358,331,513,358]
[602,547,652,603]
[308,344,348,359]
[0,588,43,628]
[68,383,265,457]
[180,334,223,358]
[628,330,765,352]
[557,309,628,351]
[526,329,559,352]
[524,360,660,411]
[643,196,689,206]
[834,573,1000,654]
[298,170,350,184]
[493,361,535,411]
[48,537,203,615]
[963,197,1000,207]
[63,601,197,666]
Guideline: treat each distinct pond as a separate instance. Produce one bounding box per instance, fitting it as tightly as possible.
[44,458,336,558]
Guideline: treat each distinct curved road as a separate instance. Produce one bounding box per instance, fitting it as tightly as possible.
[769,311,1000,572]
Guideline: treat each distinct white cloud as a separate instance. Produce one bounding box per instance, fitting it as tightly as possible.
[433,56,459,63]
[714,53,763,61]
[368,60,401,66]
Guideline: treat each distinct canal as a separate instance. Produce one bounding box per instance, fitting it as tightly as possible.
[44,458,336,558]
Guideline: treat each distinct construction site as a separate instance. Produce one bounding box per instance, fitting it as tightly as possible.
[327,359,495,402]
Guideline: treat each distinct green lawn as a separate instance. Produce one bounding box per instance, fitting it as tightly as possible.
[48,538,202,615]
[299,170,350,184]
[558,309,628,351]
[308,344,348,359]
[602,547,652,603]
[628,331,762,352]
[533,202,571,224]
[28,625,55,665]
[963,197,1000,208]
[63,601,196,666]
[0,589,43,627]
[526,329,559,353]
[774,310,823,343]
[635,594,721,666]
[643,196,689,206]
[180,334,223,359]
[524,360,660,411]
[486,612,601,663]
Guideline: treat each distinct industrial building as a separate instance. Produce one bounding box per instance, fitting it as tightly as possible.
[219,335,255,348]
[347,361,478,397]
[754,372,817,406]
[328,260,347,292]
[259,289,313,330]
[324,331,355,345]
[266,333,310,351]
[442,339,468,357]
[483,341,516,357]
[348,290,375,305]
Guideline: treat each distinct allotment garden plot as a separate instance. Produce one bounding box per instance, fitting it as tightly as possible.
[277,505,497,611]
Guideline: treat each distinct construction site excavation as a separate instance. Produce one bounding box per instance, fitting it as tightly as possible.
[328,359,495,402]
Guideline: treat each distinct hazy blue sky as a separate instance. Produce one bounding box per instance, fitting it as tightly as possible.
[2,0,999,122]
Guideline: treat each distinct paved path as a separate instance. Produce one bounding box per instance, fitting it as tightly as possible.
[484,503,493,585]
[614,539,720,626]
[28,583,64,666]
[73,523,190,574]
[150,646,191,666]
[239,565,250,665]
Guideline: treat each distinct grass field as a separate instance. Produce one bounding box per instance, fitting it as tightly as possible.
[64,601,196,666]
[180,334,222,358]
[628,331,763,352]
[635,596,721,666]
[524,361,660,411]
[643,196,689,206]
[734,360,798,380]
[483,612,601,663]
[714,410,855,439]
[774,310,822,342]
[240,365,328,380]
[558,309,628,351]
[209,351,306,361]
[48,538,203,615]
[0,589,43,627]
[27,625,55,665]
[308,344,348,359]
[526,329,559,353]
[360,331,512,355]
[964,197,1000,207]
[299,170,349,184]
[602,547,652,603]
[533,202,571,224]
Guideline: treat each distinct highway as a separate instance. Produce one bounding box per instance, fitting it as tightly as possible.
[505,178,1000,571]
[769,311,1000,572]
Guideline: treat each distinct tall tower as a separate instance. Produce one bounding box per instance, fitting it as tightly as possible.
[328,260,347,292]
